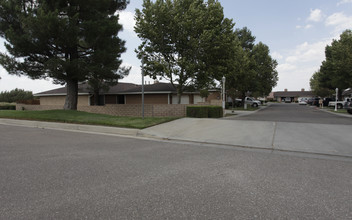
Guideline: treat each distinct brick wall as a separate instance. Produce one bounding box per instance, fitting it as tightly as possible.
[16,104,188,117]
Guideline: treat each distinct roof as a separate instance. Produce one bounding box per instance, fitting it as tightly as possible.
[122,83,177,94]
[273,91,314,97]
[34,82,182,96]
[35,82,137,96]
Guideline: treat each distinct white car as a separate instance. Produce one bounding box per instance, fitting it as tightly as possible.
[298,100,307,105]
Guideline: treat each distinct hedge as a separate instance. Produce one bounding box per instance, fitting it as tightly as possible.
[0,105,16,110]
[186,106,223,118]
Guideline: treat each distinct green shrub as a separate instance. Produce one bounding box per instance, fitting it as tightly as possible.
[187,106,208,118]
[207,106,223,118]
[187,106,223,118]
[0,105,16,110]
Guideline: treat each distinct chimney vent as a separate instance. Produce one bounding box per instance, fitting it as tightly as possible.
[284,88,288,92]
[301,88,305,92]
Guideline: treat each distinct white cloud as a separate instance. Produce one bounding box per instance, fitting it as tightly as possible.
[296,24,313,30]
[273,66,318,91]
[118,11,136,34]
[271,51,283,60]
[274,39,331,92]
[337,0,352,6]
[277,63,297,72]
[119,63,157,85]
[285,41,328,64]
[325,12,352,34]
[305,24,313,29]
[0,66,61,93]
[308,9,323,22]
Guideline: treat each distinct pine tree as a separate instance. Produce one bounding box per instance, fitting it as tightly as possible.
[0,0,129,110]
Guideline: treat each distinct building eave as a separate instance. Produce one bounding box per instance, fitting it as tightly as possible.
[34,93,90,97]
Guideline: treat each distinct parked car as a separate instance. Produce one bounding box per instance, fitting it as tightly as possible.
[284,98,292,103]
[307,97,320,106]
[345,99,352,114]
[307,98,315,105]
[235,97,261,107]
[323,97,335,107]
[328,97,351,109]
[298,100,307,105]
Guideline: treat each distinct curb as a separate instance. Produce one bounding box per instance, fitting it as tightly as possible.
[317,108,352,118]
[0,118,140,136]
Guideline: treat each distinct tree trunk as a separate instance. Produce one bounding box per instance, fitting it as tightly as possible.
[177,86,182,104]
[94,89,100,106]
[64,78,78,110]
[241,92,246,107]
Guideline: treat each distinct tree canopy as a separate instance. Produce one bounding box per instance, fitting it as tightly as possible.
[225,28,278,102]
[312,30,352,97]
[0,0,129,109]
[135,0,236,103]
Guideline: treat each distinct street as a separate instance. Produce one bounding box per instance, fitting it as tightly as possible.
[0,104,352,219]
[232,102,352,125]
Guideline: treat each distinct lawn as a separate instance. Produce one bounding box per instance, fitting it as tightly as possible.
[0,110,179,129]
[326,108,349,114]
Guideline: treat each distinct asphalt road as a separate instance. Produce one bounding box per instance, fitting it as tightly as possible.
[232,103,352,125]
[1,124,352,219]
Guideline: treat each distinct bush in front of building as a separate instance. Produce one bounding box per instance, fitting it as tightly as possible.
[207,106,223,118]
[0,105,16,110]
[187,106,223,118]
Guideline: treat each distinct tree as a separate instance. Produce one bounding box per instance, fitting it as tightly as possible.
[226,87,241,107]
[225,29,278,105]
[317,30,352,97]
[252,42,278,96]
[234,27,255,51]
[135,0,236,103]
[0,0,129,110]
[310,71,334,97]
[224,40,255,104]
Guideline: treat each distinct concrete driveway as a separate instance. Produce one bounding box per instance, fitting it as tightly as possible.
[140,104,352,157]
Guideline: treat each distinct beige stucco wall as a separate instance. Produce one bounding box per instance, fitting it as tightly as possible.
[40,95,90,106]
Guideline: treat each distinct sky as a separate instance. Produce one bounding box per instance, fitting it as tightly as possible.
[1,0,352,93]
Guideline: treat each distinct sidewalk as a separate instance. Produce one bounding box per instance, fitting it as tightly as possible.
[1,112,352,158]
[139,118,352,157]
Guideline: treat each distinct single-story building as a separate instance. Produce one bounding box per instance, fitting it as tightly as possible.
[34,82,218,106]
[272,89,314,102]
